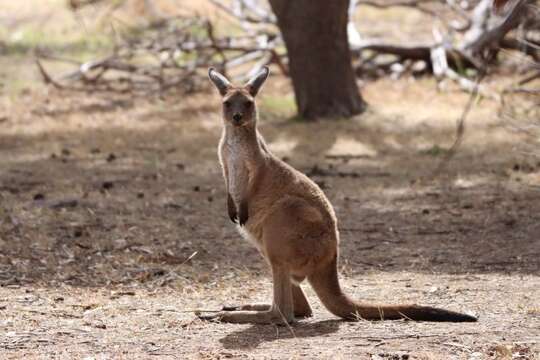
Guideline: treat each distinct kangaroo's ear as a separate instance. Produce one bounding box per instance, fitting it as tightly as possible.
[244,66,269,97]
[208,68,232,96]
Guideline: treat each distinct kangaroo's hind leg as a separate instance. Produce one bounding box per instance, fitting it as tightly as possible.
[222,283,312,318]
[199,265,295,324]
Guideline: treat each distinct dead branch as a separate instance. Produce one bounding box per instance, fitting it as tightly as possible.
[462,0,530,60]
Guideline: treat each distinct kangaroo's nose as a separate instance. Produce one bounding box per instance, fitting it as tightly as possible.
[233,113,242,122]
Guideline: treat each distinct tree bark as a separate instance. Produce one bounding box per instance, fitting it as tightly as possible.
[268,0,366,120]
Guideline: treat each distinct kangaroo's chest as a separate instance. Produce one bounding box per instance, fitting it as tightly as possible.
[221,141,253,202]
[228,156,246,191]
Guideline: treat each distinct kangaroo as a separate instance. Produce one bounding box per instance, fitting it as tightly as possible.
[202,66,477,324]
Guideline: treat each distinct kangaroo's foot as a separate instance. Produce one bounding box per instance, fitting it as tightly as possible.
[222,303,271,311]
[222,302,312,318]
[198,308,295,325]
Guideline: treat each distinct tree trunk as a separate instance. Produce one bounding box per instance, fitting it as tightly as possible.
[268,0,366,120]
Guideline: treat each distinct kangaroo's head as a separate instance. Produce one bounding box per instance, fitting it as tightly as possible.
[208,67,269,128]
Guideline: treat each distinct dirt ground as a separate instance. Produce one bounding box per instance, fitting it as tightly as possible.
[1,73,539,359]
[1,1,540,359]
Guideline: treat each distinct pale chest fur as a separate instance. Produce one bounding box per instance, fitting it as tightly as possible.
[218,132,256,206]
[218,129,267,251]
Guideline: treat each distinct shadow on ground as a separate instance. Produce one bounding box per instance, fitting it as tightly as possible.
[219,320,343,349]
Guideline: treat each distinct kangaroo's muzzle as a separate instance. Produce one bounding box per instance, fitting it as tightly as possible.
[232,113,243,125]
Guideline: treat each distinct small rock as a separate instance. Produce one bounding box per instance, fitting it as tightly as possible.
[50,199,78,209]
[106,153,116,162]
[102,181,114,190]
[193,186,200,192]
[33,193,45,201]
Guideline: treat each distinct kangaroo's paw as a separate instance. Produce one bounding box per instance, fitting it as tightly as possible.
[238,200,249,226]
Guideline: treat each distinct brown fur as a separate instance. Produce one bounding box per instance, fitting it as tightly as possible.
[203,67,477,324]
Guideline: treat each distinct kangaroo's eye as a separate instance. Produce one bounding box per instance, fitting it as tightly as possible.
[244,101,253,109]
[223,101,231,108]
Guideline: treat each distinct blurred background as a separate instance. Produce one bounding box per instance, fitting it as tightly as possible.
[0,0,539,358]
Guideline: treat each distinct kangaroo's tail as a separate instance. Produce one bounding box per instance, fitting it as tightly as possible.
[308,257,477,322]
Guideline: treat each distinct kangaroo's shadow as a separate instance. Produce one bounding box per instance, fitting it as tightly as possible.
[219,319,342,349]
